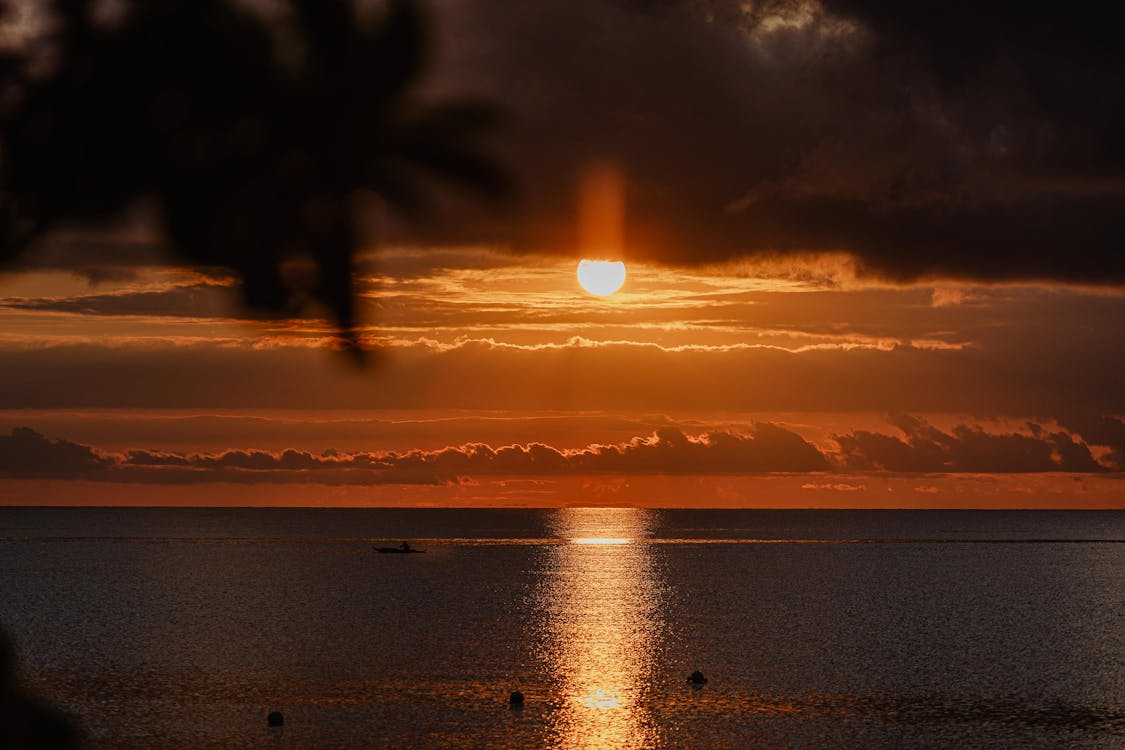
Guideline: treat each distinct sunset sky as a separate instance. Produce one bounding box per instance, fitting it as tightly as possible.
[1,0,1123,507]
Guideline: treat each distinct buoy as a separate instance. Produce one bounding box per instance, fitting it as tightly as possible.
[688,670,708,685]
[509,690,525,708]
[267,711,284,728]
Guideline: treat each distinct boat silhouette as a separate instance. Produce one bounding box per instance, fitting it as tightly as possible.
[373,542,425,554]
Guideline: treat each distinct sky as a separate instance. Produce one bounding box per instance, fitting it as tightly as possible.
[1,0,1123,507]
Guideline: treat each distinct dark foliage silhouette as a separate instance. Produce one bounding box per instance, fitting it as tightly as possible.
[0,0,511,344]
[0,2,509,739]
[0,631,80,749]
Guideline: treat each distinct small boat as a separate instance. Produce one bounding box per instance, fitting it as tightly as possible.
[373,543,425,554]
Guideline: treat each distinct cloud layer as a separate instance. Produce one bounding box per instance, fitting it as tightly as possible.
[411,0,1125,284]
[837,414,1104,473]
[8,1,1122,287]
[1,331,1122,418]
[3,415,1121,485]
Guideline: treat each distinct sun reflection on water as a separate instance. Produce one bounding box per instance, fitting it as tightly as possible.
[570,537,633,545]
[539,507,665,749]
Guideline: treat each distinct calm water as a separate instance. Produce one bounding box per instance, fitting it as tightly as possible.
[1,508,1123,749]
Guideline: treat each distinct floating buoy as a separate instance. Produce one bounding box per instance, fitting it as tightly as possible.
[267,711,284,728]
[688,670,708,685]
[509,690,525,708]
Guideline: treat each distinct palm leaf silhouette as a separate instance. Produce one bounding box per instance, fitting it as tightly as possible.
[0,0,511,344]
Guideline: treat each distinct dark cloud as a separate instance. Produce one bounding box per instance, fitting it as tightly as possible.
[389,424,831,476]
[4,233,171,283]
[119,446,447,485]
[0,426,112,478]
[146,423,826,481]
[835,414,1105,473]
[2,419,1119,485]
[0,423,827,483]
[410,0,1125,284]
[1058,414,1125,471]
[352,248,523,280]
[0,411,693,454]
[7,1,1121,290]
[1,283,241,318]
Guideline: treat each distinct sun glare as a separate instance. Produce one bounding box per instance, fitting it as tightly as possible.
[577,259,627,296]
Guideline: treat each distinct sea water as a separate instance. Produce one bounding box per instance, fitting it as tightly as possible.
[1,508,1122,748]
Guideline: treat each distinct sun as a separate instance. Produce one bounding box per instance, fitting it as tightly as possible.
[577,260,626,296]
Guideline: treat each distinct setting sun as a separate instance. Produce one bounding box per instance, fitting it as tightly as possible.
[577,259,627,296]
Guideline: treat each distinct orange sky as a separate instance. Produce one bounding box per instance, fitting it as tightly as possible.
[1,245,1123,507]
[1,0,1124,508]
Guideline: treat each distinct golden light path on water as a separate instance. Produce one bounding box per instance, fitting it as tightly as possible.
[540,508,666,749]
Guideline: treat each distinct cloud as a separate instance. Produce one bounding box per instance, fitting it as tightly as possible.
[1058,414,1125,471]
[0,426,112,478]
[408,0,1125,285]
[835,414,1105,473]
[6,231,169,283]
[0,328,1123,416]
[1,283,240,319]
[0,423,827,483]
[801,482,866,491]
[7,1,1122,292]
[1,417,1121,486]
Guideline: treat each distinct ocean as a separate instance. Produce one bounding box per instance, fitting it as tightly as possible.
[1,507,1122,748]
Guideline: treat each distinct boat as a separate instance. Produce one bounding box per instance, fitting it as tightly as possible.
[373,543,425,554]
